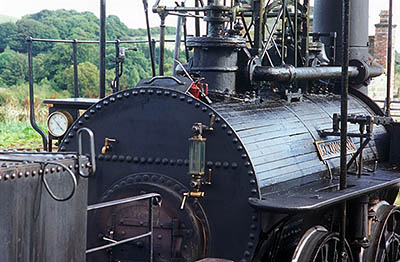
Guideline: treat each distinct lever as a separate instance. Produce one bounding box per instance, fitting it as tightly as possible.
[101,138,116,154]
[180,191,204,210]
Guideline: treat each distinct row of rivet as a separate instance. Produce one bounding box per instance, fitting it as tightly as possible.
[96,154,240,169]
[0,162,90,182]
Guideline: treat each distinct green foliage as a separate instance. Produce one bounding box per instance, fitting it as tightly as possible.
[0,48,28,86]
[395,51,400,74]
[0,121,44,149]
[14,18,60,55]
[53,62,99,97]
[0,22,18,52]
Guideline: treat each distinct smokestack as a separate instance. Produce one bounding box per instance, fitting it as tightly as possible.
[313,0,370,65]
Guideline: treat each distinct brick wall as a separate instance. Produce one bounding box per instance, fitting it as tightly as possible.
[368,10,397,101]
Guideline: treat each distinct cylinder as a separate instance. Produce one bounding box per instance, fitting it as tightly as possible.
[253,65,359,83]
[187,37,245,94]
[313,0,370,64]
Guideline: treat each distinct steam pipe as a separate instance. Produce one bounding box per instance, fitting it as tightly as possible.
[253,65,359,82]
[27,37,48,151]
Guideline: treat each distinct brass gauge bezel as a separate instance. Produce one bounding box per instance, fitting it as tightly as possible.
[47,111,73,138]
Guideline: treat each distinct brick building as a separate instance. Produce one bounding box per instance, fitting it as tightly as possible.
[368,10,397,101]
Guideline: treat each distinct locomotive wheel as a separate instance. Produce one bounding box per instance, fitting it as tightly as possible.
[292,226,353,262]
[363,205,400,262]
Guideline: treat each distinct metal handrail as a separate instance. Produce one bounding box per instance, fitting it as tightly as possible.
[86,193,162,262]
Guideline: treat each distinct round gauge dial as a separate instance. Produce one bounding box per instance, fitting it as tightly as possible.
[47,111,73,138]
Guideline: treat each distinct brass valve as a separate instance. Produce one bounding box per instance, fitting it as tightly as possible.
[101,138,116,154]
[180,191,204,210]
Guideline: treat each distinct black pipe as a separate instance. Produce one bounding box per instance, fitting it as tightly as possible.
[195,0,200,37]
[72,39,79,98]
[114,40,120,93]
[143,0,156,77]
[386,0,393,116]
[340,0,350,259]
[253,65,359,82]
[159,13,166,76]
[99,0,106,98]
[27,37,48,151]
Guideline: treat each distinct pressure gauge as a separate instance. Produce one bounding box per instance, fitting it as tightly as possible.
[47,111,73,138]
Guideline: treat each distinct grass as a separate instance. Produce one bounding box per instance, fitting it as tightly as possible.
[0,82,69,150]
[0,121,44,149]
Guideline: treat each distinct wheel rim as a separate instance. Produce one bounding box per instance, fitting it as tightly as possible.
[312,233,351,262]
[376,206,400,262]
[292,227,353,262]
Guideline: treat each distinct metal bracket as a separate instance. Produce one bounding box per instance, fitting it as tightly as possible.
[77,128,96,177]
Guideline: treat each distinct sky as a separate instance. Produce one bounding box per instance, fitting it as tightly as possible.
[0,0,399,51]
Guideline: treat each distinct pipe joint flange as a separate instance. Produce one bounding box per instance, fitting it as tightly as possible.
[285,64,297,83]
[349,59,369,85]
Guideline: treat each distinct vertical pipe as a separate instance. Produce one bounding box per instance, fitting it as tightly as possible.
[173,14,183,76]
[195,0,200,36]
[294,0,298,67]
[27,37,48,151]
[114,40,120,93]
[253,0,264,53]
[301,0,309,66]
[386,0,393,116]
[340,0,350,259]
[143,0,156,77]
[340,0,350,191]
[72,39,79,98]
[148,198,154,262]
[281,0,286,64]
[159,14,166,76]
[183,17,190,61]
[99,0,106,98]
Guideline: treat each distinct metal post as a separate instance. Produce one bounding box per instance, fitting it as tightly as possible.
[143,0,156,77]
[72,39,79,98]
[159,13,166,76]
[253,0,264,53]
[173,11,183,76]
[195,0,200,37]
[340,0,350,260]
[115,40,120,93]
[148,198,154,262]
[27,37,48,151]
[281,0,286,64]
[301,0,309,66]
[99,0,106,98]
[386,0,393,116]
[294,0,298,67]
[183,16,190,61]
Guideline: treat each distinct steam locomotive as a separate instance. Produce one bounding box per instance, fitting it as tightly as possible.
[1,0,400,261]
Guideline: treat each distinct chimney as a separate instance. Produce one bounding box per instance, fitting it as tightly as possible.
[374,10,397,72]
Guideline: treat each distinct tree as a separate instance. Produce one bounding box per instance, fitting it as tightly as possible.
[53,62,99,97]
[0,22,18,53]
[0,47,28,86]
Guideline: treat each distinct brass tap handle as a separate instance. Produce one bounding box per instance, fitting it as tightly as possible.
[180,192,189,210]
[209,114,215,131]
[180,191,205,210]
[101,138,116,154]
